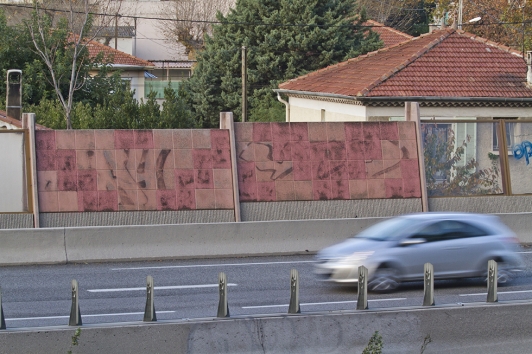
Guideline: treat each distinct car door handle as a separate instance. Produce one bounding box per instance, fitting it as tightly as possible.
[443,247,465,250]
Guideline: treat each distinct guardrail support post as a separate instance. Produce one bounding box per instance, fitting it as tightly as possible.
[487,260,498,303]
[288,269,300,314]
[217,272,230,317]
[423,263,435,306]
[69,279,82,326]
[357,266,368,310]
[0,287,6,330]
[143,275,157,322]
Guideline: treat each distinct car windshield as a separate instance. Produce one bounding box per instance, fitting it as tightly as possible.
[354,217,418,241]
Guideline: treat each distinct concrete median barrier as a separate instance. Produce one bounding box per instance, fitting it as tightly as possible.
[0,228,66,265]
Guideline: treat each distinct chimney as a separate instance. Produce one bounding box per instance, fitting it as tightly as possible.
[6,70,22,120]
[527,52,532,86]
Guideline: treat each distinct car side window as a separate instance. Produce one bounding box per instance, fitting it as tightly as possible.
[412,220,488,242]
[411,222,447,242]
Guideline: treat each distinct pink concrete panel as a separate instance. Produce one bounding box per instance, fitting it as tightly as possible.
[328,141,346,160]
[156,170,175,190]
[403,178,422,198]
[366,160,384,179]
[174,149,194,169]
[173,130,193,149]
[257,181,276,202]
[38,191,58,212]
[237,142,255,162]
[175,169,195,189]
[291,141,310,161]
[192,130,212,149]
[327,123,346,142]
[57,171,78,191]
[382,140,401,160]
[193,149,213,169]
[76,150,95,170]
[383,160,402,179]
[312,161,330,180]
[176,188,196,209]
[135,149,156,173]
[385,179,404,198]
[55,130,76,149]
[118,189,138,210]
[234,123,253,142]
[78,170,97,191]
[346,140,365,160]
[78,191,98,211]
[293,161,312,181]
[195,169,214,189]
[36,150,57,171]
[211,130,230,150]
[344,122,363,141]
[363,140,383,160]
[213,169,233,189]
[212,148,231,169]
[400,159,420,181]
[157,190,177,210]
[38,171,58,192]
[254,142,273,162]
[116,170,138,190]
[271,123,291,143]
[253,123,272,142]
[398,121,416,140]
[294,181,313,200]
[215,189,234,209]
[367,179,386,198]
[308,123,327,142]
[138,190,157,210]
[363,122,381,141]
[155,149,174,170]
[115,130,135,149]
[195,189,216,209]
[94,130,115,150]
[95,150,117,170]
[35,131,56,150]
[98,190,118,211]
[75,131,95,150]
[116,149,136,171]
[290,123,309,141]
[275,181,295,201]
[153,130,174,149]
[329,161,348,180]
[256,161,274,182]
[310,142,329,161]
[97,170,117,191]
[347,160,366,180]
[313,180,332,200]
[272,161,293,181]
[57,150,77,172]
[400,140,418,159]
[134,130,154,149]
[239,181,257,202]
[58,191,78,211]
[380,122,399,140]
[273,141,292,161]
[137,171,156,190]
[349,180,368,199]
[331,179,350,200]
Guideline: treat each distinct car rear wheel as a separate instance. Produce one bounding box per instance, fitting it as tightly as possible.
[368,267,399,292]
[483,260,516,285]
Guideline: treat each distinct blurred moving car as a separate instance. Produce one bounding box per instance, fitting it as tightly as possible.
[315,213,524,292]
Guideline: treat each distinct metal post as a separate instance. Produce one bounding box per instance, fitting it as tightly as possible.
[143,275,157,321]
[0,287,6,330]
[288,269,300,314]
[357,266,368,310]
[69,280,82,326]
[241,46,247,122]
[423,263,435,306]
[217,272,230,317]
[487,260,498,303]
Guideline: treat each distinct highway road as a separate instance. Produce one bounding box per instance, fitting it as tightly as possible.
[2,248,532,329]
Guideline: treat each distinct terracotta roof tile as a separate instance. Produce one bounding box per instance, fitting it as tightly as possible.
[279,29,531,99]
[86,40,154,67]
[0,111,50,130]
[363,20,412,48]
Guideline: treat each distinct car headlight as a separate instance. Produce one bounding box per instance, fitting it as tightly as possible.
[339,251,375,264]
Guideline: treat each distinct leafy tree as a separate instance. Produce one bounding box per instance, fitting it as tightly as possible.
[183,0,382,127]
[160,85,197,128]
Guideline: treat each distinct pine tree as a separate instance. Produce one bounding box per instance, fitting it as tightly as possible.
[183,0,382,127]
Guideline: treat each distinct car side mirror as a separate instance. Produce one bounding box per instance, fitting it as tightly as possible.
[399,238,427,247]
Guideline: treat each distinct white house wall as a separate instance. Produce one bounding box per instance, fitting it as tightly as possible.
[119,70,145,101]
[288,97,367,122]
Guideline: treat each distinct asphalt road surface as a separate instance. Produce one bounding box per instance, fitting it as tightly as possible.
[2,248,532,329]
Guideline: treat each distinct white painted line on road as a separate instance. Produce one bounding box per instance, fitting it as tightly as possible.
[88,284,238,292]
[112,261,315,271]
[460,290,532,297]
[517,251,532,254]
[6,311,175,321]
[242,298,407,309]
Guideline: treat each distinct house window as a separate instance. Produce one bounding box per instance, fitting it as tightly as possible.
[144,68,187,99]
[492,119,516,152]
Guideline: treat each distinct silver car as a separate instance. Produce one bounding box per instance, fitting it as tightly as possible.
[315,213,524,292]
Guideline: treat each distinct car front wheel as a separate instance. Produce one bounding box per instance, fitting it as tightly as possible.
[368,267,400,293]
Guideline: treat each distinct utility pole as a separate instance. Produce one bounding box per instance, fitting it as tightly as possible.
[115,14,118,50]
[458,0,463,30]
[241,46,247,123]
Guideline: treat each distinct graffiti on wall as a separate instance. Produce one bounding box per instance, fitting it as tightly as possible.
[513,141,532,165]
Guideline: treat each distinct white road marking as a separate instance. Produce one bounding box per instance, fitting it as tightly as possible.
[112,261,315,271]
[460,290,532,297]
[242,298,406,309]
[517,251,532,254]
[88,284,237,292]
[6,311,175,321]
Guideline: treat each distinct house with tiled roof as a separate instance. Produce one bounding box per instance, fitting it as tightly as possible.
[0,110,49,130]
[364,20,413,48]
